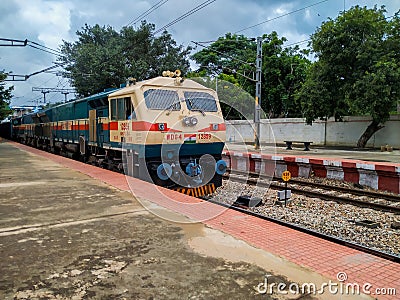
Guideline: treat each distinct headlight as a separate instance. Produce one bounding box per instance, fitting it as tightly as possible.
[190,117,198,126]
[182,117,198,127]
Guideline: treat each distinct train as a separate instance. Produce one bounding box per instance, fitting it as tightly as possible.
[2,71,227,197]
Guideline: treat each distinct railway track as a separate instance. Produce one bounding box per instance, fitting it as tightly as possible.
[224,170,400,214]
[215,170,400,262]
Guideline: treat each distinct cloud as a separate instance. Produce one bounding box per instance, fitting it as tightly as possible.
[0,0,398,106]
[14,0,73,49]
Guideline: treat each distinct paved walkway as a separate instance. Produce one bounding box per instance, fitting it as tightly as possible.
[10,142,400,299]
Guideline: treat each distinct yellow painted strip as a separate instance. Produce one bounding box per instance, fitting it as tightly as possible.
[200,186,204,196]
[174,184,217,197]
[211,184,215,193]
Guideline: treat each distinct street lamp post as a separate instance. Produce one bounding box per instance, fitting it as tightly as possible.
[254,36,262,150]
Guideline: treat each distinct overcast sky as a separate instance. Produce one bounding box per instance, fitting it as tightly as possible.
[1,0,399,107]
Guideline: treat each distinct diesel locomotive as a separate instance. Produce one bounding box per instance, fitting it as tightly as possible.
[8,71,227,196]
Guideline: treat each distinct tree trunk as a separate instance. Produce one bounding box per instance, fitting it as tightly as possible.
[356,120,384,148]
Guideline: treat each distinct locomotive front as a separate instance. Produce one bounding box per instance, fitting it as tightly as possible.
[108,72,227,195]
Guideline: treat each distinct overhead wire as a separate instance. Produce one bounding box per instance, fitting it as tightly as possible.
[27,45,62,57]
[189,0,350,74]
[13,74,58,106]
[282,12,397,49]
[285,38,311,47]
[28,40,64,56]
[154,0,216,34]
[4,38,72,105]
[191,40,255,68]
[126,0,169,27]
[234,0,330,34]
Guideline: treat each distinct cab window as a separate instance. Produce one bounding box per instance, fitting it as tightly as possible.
[144,89,180,110]
[184,91,218,112]
[110,97,133,120]
[111,99,117,120]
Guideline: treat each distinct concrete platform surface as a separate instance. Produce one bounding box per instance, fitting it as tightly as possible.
[2,141,399,299]
[0,141,343,300]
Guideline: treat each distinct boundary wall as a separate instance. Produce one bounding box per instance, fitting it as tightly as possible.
[222,151,400,194]
[226,115,400,148]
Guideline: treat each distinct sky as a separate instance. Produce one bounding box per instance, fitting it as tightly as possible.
[0,0,399,107]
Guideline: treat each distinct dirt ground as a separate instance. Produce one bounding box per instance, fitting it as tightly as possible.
[0,141,344,299]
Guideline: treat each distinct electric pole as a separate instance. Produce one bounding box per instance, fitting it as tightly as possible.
[41,90,49,103]
[0,38,28,47]
[61,91,71,102]
[254,36,262,150]
[32,87,75,103]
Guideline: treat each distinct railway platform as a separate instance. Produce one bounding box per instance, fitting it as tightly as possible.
[223,142,400,194]
[1,140,399,299]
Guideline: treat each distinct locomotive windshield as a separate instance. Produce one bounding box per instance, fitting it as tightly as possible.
[184,91,218,112]
[144,89,180,110]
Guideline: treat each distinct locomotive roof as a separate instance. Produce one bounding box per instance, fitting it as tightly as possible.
[109,76,213,98]
[59,87,120,106]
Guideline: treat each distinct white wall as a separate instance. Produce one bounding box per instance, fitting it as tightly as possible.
[226,115,400,148]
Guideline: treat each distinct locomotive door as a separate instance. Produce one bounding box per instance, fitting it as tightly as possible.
[89,109,97,143]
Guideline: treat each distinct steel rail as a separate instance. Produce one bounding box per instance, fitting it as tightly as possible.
[224,173,400,214]
[229,169,400,202]
[289,178,400,203]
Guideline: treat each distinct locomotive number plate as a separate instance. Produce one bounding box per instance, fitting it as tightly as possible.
[196,133,212,143]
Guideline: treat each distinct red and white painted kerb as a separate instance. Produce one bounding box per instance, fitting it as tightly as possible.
[222,151,400,194]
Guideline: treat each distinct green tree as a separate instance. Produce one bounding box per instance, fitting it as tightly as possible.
[0,71,13,119]
[120,24,191,80]
[261,32,310,118]
[297,6,400,148]
[192,32,310,118]
[189,72,255,120]
[60,24,124,96]
[60,22,191,96]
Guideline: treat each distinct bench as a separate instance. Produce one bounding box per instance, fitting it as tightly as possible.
[284,141,313,151]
